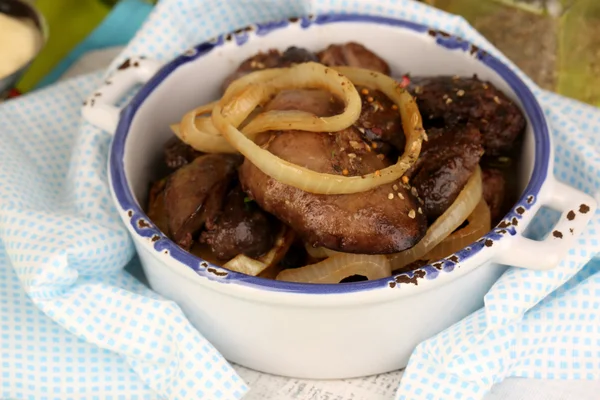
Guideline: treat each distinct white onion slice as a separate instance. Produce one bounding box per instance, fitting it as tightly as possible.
[222,226,294,276]
[171,101,239,154]
[239,64,361,135]
[425,198,491,261]
[276,254,391,284]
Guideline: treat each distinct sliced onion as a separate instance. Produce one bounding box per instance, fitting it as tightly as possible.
[276,254,391,284]
[212,64,425,194]
[222,226,295,276]
[222,254,271,276]
[305,243,352,261]
[171,101,239,154]
[424,198,491,261]
[239,64,361,135]
[170,69,284,153]
[388,167,483,271]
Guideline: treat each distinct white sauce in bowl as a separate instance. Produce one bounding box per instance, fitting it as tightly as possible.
[0,12,41,78]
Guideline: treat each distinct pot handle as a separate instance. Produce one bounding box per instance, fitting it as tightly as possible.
[495,177,596,271]
[81,57,163,134]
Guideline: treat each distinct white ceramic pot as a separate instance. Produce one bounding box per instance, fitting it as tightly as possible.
[82,14,596,379]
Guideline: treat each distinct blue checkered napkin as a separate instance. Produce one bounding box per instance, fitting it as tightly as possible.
[1,1,599,400]
[0,71,247,399]
[396,91,600,400]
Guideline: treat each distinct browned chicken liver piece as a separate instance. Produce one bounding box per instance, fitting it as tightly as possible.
[200,185,277,261]
[317,42,391,75]
[146,177,169,234]
[405,123,484,221]
[264,89,343,117]
[163,154,242,250]
[266,85,405,154]
[222,47,318,90]
[355,85,405,153]
[482,168,506,223]
[163,136,203,170]
[409,76,526,155]
[239,128,427,254]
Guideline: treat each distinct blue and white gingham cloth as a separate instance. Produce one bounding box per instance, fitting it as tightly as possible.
[0,1,598,399]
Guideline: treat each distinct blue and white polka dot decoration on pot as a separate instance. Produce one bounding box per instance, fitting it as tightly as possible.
[0,1,599,400]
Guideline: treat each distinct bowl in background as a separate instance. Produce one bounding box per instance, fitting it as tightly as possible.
[0,0,47,98]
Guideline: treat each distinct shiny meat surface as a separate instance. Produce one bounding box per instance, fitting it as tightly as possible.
[265,86,405,154]
[355,85,405,153]
[240,129,427,254]
[163,154,242,250]
[406,124,484,221]
[146,178,169,234]
[264,89,343,117]
[200,186,276,261]
[317,42,390,75]
[281,46,319,64]
[163,136,202,170]
[482,168,506,223]
[223,46,318,90]
[409,76,526,155]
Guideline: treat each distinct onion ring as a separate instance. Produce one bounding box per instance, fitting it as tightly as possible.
[171,101,239,154]
[333,66,424,174]
[212,64,425,194]
[239,64,361,135]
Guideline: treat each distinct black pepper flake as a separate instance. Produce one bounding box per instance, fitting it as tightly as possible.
[570,228,574,234]
[484,239,493,247]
